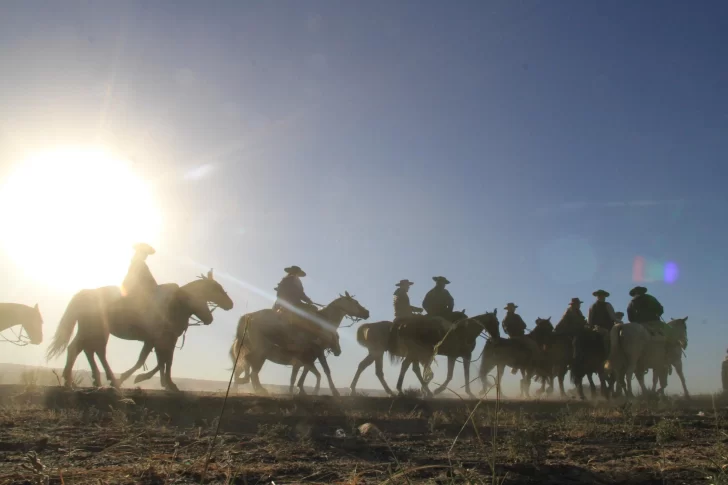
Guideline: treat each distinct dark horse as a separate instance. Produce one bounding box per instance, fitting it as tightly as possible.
[46,270,233,391]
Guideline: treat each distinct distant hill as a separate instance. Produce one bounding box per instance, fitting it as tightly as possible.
[0,362,389,396]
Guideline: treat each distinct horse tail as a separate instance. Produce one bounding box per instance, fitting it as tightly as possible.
[356,324,370,347]
[387,322,404,365]
[604,323,623,372]
[46,291,86,361]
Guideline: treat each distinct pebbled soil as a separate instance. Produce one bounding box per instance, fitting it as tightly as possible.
[0,385,726,484]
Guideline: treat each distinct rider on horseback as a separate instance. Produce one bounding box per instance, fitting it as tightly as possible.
[588,290,618,332]
[502,303,527,338]
[627,286,664,324]
[122,243,158,300]
[422,276,455,320]
[393,279,423,322]
[554,298,587,335]
[274,266,330,348]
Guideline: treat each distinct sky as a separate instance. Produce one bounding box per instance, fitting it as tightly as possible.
[1,0,727,396]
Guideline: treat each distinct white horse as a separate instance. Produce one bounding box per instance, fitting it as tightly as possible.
[604,318,689,398]
[0,303,43,346]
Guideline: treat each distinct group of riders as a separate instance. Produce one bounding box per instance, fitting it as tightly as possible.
[123,242,671,353]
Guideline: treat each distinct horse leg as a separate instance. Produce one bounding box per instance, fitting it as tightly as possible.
[289,365,301,394]
[433,356,455,395]
[95,346,120,389]
[673,360,690,399]
[496,364,505,399]
[84,350,102,388]
[162,346,179,392]
[558,370,567,398]
[396,358,413,395]
[62,336,83,388]
[586,373,597,400]
[249,357,268,395]
[462,355,476,399]
[297,362,321,395]
[120,341,153,385]
[374,354,394,396]
[651,369,659,392]
[318,354,340,397]
[349,353,375,396]
[411,361,433,397]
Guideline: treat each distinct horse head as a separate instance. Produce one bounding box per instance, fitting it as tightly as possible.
[535,316,553,331]
[473,309,500,339]
[668,316,689,350]
[23,303,44,345]
[190,269,234,311]
[332,291,370,321]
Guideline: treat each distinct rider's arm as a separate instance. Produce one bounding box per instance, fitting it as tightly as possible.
[445,292,454,312]
[605,302,618,322]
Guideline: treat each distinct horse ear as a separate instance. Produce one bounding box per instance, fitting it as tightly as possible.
[207,269,214,280]
[34,303,39,310]
[547,316,551,321]
[345,291,350,298]
[683,316,688,322]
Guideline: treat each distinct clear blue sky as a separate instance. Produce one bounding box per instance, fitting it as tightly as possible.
[1,1,727,395]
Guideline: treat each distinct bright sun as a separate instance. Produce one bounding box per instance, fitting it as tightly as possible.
[0,146,162,290]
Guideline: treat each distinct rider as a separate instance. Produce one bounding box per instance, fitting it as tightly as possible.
[627,286,664,324]
[588,289,618,332]
[121,243,159,301]
[275,266,318,315]
[422,276,455,320]
[274,266,328,348]
[555,298,587,335]
[502,303,527,338]
[393,279,423,323]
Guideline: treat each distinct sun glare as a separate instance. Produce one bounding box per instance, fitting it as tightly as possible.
[0,146,162,290]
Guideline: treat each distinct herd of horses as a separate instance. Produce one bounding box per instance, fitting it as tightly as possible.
[0,271,690,401]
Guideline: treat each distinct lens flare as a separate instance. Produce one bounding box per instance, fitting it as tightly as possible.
[664,262,679,284]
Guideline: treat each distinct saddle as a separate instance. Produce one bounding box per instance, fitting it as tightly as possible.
[275,306,335,350]
[116,283,180,336]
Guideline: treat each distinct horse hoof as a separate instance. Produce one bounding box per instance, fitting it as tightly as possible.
[133,375,145,384]
[348,389,357,397]
[331,390,341,397]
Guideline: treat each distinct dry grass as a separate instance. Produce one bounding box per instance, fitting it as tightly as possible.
[0,385,726,484]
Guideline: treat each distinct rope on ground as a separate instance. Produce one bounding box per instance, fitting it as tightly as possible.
[201,312,249,482]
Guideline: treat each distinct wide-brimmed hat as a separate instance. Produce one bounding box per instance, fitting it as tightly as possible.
[615,311,624,320]
[570,298,583,305]
[396,279,414,287]
[593,289,610,297]
[133,243,156,256]
[629,286,647,297]
[284,265,306,277]
[504,302,518,310]
[432,276,451,284]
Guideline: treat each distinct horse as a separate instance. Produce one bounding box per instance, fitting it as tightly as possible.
[604,318,689,399]
[650,325,690,398]
[391,311,487,398]
[385,311,492,398]
[229,292,370,395]
[570,326,611,400]
[118,271,235,389]
[46,270,233,391]
[529,317,573,398]
[478,313,545,398]
[349,311,473,397]
[0,303,43,345]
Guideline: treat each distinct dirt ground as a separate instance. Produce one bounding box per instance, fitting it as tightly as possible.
[0,384,726,484]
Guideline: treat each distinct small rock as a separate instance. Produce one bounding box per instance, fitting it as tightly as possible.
[358,423,381,437]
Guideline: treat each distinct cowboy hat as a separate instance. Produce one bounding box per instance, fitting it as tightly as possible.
[432,276,451,284]
[396,279,414,287]
[284,266,306,277]
[629,286,647,297]
[504,302,518,310]
[592,289,610,297]
[570,298,583,305]
[132,243,156,256]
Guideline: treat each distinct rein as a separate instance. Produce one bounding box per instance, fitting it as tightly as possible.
[0,326,30,346]
[177,302,220,350]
